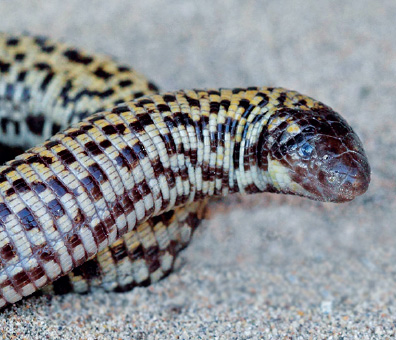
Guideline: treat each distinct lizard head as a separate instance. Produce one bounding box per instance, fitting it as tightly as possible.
[258,104,370,202]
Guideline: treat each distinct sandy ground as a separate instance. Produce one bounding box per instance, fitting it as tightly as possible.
[0,0,395,339]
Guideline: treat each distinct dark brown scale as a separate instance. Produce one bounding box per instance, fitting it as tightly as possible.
[68,130,86,139]
[137,180,151,197]
[52,275,73,295]
[5,188,15,196]
[6,38,19,46]
[0,60,11,73]
[56,148,77,165]
[94,223,108,244]
[93,67,113,80]
[0,279,12,290]
[118,79,133,87]
[29,265,46,282]
[136,112,155,128]
[51,123,62,135]
[136,99,154,106]
[163,167,176,190]
[84,141,102,156]
[63,49,94,65]
[67,233,83,248]
[256,91,270,103]
[277,92,287,106]
[25,155,46,166]
[115,124,126,134]
[186,96,201,108]
[220,99,231,111]
[117,66,129,72]
[73,209,85,224]
[14,121,20,135]
[97,89,114,98]
[26,115,45,135]
[197,115,208,143]
[137,278,151,288]
[120,146,139,168]
[33,36,48,47]
[1,119,8,133]
[40,72,55,91]
[163,95,176,103]
[12,178,30,193]
[169,238,186,254]
[112,106,130,114]
[0,168,13,177]
[34,62,52,71]
[99,140,112,149]
[78,260,102,280]
[151,157,165,178]
[114,282,136,293]
[145,246,161,273]
[0,244,16,262]
[207,90,221,96]
[232,88,245,94]
[0,118,18,137]
[110,242,128,262]
[101,124,118,135]
[131,185,143,206]
[209,101,220,114]
[17,70,27,82]
[130,244,144,261]
[66,234,87,266]
[128,120,145,133]
[132,91,145,98]
[238,98,250,112]
[40,155,54,165]
[60,80,73,103]
[112,203,124,219]
[40,45,55,54]
[156,104,171,113]
[147,82,159,92]
[14,271,30,288]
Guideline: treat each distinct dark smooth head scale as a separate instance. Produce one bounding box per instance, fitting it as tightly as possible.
[259,104,371,203]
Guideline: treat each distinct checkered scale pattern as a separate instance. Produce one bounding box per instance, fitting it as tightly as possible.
[0,34,370,308]
[42,201,206,295]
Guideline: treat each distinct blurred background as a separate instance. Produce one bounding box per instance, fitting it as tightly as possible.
[0,0,395,338]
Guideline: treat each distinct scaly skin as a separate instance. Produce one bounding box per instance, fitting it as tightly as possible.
[0,34,370,308]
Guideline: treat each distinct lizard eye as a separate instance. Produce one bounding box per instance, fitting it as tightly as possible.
[298,142,314,159]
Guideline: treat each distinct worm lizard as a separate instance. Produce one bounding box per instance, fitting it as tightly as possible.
[0,33,370,308]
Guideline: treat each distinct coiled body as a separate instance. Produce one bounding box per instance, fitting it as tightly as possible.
[0,34,370,308]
